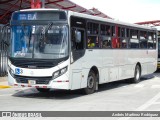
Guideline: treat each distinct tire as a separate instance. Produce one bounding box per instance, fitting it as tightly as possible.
[36,88,50,93]
[130,65,141,83]
[83,70,96,94]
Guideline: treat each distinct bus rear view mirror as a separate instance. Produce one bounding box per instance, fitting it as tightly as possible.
[75,31,81,43]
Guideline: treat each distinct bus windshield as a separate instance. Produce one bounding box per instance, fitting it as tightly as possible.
[10,23,68,59]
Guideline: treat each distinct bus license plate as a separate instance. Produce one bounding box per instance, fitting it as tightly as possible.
[28,80,36,85]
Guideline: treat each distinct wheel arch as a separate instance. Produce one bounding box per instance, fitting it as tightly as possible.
[136,62,142,74]
[90,66,99,84]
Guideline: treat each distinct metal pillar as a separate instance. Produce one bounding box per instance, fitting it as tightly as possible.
[41,0,45,8]
[0,25,10,77]
[31,0,42,8]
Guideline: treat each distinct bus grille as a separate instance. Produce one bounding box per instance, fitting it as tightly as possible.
[10,61,57,69]
[14,75,52,84]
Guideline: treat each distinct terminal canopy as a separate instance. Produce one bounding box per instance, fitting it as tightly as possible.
[0,0,112,24]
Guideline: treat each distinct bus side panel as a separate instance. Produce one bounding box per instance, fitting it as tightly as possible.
[147,50,157,74]
[109,67,119,82]
[116,50,133,80]
[119,65,134,80]
[80,50,102,87]
[80,68,90,88]
[148,62,157,74]
[100,68,109,83]
[70,59,83,90]
[71,70,82,90]
[141,63,148,75]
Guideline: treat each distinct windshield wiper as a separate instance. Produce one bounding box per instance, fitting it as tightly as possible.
[39,22,53,52]
[40,22,53,42]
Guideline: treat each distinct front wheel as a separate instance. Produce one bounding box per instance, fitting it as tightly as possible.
[83,70,96,94]
[130,65,141,83]
[36,88,50,93]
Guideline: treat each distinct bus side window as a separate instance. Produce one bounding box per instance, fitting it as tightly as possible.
[148,32,154,49]
[112,26,120,48]
[130,29,139,48]
[71,28,84,50]
[71,28,76,50]
[140,31,147,49]
[153,32,156,49]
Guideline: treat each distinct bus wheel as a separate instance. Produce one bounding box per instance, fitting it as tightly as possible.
[83,70,96,94]
[131,65,141,83]
[36,88,50,93]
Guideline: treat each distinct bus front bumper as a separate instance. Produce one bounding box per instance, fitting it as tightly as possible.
[8,72,70,90]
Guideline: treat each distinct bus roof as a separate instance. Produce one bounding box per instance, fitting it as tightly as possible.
[69,11,156,31]
[16,8,156,31]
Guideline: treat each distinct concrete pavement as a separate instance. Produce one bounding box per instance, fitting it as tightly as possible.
[0,76,11,89]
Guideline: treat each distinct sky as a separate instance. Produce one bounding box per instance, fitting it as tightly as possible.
[70,0,160,24]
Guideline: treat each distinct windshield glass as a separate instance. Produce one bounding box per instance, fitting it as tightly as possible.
[10,23,68,59]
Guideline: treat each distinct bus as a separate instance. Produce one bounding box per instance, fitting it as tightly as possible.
[7,9,158,94]
[157,31,160,68]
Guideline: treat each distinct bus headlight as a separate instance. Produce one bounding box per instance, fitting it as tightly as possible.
[8,66,14,77]
[52,66,68,79]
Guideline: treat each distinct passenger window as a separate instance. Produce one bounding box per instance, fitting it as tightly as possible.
[87,36,100,49]
[148,32,154,49]
[112,26,115,37]
[126,28,129,38]
[130,29,139,48]
[140,31,147,49]
[100,24,111,36]
[153,32,156,49]
[112,26,120,48]
[118,27,121,37]
[121,28,125,38]
[121,38,127,48]
[130,39,139,48]
[87,22,99,35]
[102,36,111,48]
[87,22,100,49]
[71,28,84,50]
[112,37,120,48]
[101,24,111,49]
[119,27,128,49]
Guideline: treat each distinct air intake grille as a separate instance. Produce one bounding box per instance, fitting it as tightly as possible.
[14,75,52,84]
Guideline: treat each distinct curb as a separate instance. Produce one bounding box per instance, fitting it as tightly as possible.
[0,85,11,89]
[0,77,11,89]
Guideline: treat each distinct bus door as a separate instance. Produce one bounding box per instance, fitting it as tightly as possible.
[70,27,85,89]
[71,28,85,62]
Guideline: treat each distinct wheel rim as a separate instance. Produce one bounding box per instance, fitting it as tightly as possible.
[136,67,140,80]
[87,75,94,89]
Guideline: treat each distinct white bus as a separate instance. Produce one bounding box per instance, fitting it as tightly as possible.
[157,31,160,68]
[8,9,157,94]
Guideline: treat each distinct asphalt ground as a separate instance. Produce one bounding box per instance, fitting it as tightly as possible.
[1,69,160,89]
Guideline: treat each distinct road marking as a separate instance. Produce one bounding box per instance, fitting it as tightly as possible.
[136,92,160,110]
[152,102,160,105]
[0,94,12,97]
[151,85,160,88]
[118,92,160,120]
[0,85,11,89]
[134,84,144,88]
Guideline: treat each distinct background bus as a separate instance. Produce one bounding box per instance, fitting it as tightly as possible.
[7,9,158,94]
[157,31,160,69]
